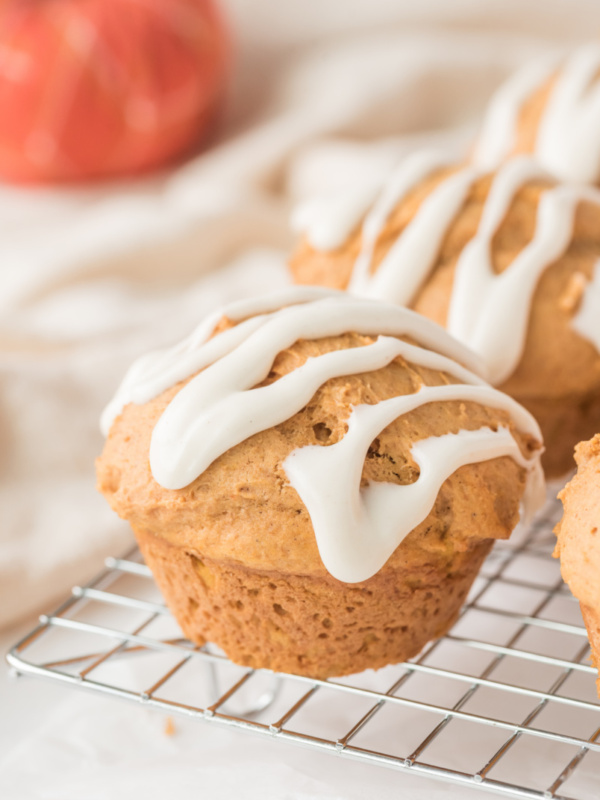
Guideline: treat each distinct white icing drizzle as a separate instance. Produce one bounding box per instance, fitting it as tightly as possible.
[447,160,600,383]
[102,290,544,583]
[150,333,484,491]
[352,160,480,303]
[536,44,600,184]
[572,260,600,351]
[347,150,451,295]
[300,152,600,385]
[148,295,493,490]
[101,287,337,436]
[476,44,600,183]
[473,56,558,171]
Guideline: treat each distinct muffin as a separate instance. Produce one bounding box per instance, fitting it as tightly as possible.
[289,153,600,477]
[98,288,544,679]
[474,43,600,183]
[555,434,600,695]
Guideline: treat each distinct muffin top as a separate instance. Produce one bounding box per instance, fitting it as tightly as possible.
[556,434,600,609]
[290,153,600,399]
[98,289,543,583]
[474,43,600,184]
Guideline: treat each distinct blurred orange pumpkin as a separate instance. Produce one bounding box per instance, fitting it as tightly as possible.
[0,0,231,183]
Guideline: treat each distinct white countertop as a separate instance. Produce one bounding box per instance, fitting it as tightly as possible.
[0,613,495,800]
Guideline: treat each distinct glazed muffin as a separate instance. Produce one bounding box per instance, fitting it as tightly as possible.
[98,288,543,679]
[474,43,600,183]
[290,153,600,477]
[555,435,600,695]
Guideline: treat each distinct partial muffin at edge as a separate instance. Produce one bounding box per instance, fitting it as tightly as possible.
[556,434,600,694]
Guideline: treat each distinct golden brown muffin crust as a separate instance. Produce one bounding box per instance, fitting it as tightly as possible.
[134,526,491,678]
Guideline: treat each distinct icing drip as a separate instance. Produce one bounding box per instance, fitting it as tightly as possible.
[572,260,600,352]
[473,56,557,171]
[102,290,543,582]
[348,150,451,295]
[536,44,600,184]
[448,160,600,383]
[102,289,485,438]
[101,287,338,436]
[351,161,479,303]
[284,416,538,583]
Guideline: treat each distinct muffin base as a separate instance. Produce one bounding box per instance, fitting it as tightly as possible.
[135,527,492,679]
[581,604,600,698]
[515,390,600,479]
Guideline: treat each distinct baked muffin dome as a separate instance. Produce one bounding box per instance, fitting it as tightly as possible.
[474,44,600,184]
[290,154,600,477]
[98,288,543,678]
[556,434,600,695]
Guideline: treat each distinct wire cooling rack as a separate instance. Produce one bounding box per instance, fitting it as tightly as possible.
[6,496,600,800]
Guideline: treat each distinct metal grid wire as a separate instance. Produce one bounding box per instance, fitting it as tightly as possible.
[6,497,600,799]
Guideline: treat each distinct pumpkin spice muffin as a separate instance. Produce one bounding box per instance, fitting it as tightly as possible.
[97,289,543,679]
[555,434,600,696]
[290,153,600,477]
